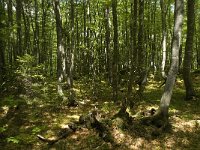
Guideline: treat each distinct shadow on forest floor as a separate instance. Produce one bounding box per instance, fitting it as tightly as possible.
[0,73,200,149]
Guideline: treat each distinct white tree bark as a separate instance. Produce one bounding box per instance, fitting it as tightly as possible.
[159,0,184,118]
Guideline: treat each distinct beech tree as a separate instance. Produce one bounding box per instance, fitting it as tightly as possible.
[7,0,13,66]
[156,0,184,121]
[183,0,196,100]
[34,0,40,62]
[160,0,168,80]
[16,0,23,58]
[137,0,147,96]
[128,0,138,100]
[112,0,119,101]
[0,0,6,85]
[68,0,76,103]
[104,3,111,83]
[53,0,66,97]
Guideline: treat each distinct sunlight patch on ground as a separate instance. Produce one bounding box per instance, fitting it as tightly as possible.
[73,87,80,93]
[169,108,180,114]
[163,137,177,149]
[131,138,145,149]
[172,116,200,132]
[79,99,91,105]
[0,106,9,118]
[146,83,159,90]
[46,130,57,139]
[1,73,200,149]
[59,115,80,127]
[65,114,79,120]
[60,124,70,129]
[112,128,125,143]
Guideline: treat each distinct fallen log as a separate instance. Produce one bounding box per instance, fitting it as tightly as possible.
[37,111,114,145]
[37,124,76,145]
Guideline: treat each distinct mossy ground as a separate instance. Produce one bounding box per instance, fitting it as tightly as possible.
[0,73,200,150]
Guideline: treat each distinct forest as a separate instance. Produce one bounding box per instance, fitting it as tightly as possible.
[0,0,200,149]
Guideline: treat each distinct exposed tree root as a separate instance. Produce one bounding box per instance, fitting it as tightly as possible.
[37,111,114,145]
[37,124,77,145]
[140,108,171,133]
[37,107,172,146]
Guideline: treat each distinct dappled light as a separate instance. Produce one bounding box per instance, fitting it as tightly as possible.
[1,0,200,149]
[1,74,200,149]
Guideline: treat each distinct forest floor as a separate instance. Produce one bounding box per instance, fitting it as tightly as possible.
[0,72,200,150]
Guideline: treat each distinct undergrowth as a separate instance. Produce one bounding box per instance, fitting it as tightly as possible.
[0,73,200,150]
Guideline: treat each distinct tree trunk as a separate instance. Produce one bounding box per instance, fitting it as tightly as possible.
[128,0,137,100]
[158,0,184,120]
[198,14,200,69]
[160,0,168,79]
[16,0,23,58]
[75,0,80,76]
[68,0,76,101]
[53,0,66,97]
[40,0,49,68]
[7,0,14,66]
[22,4,30,55]
[49,28,53,76]
[87,1,91,75]
[137,0,146,94]
[83,0,87,46]
[183,0,196,100]
[104,5,111,83]
[34,0,40,63]
[0,0,6,84]
[138,0,145,70]
[198,36,200,69]
[112,0,119,101]
[151,0,157,74]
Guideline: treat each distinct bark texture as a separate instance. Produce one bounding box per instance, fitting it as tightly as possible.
[53,0,66,96]
[160,0,168,80]
[112,0,119,101]
[183,0,196,100]
[159,0,184,119]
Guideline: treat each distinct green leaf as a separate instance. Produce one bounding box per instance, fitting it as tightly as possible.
[6,137,20,144]
[0,126,6,133]
[32,127,42,135]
